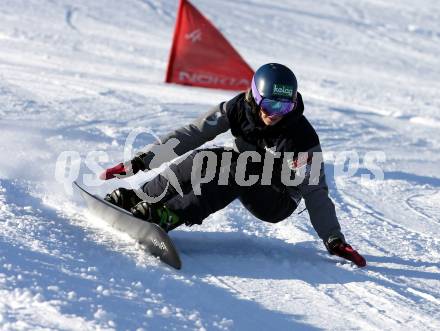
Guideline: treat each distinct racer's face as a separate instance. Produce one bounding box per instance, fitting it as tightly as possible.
[259,108,283,126]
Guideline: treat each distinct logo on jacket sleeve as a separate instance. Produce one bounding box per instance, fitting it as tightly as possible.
[205,110,222,126]
[288,153,313,172]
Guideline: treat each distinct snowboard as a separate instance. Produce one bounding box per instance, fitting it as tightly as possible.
[73,181,182,269]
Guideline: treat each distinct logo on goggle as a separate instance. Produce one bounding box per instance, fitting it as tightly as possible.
[272,84,293,98]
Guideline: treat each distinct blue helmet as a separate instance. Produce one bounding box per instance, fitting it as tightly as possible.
[251,63,298,116]
[251,63,298,102]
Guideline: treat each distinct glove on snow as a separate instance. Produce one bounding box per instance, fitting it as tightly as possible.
[99,157,145,180]
[326,237,367,268]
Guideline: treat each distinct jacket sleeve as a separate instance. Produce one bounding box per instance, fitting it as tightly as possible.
[135,102,230,170]
[288,144,345,243]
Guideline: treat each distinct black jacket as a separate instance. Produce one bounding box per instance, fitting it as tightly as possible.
[225,92,319,157]
[135,92,344,242]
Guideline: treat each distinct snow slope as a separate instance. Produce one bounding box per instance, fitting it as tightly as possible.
[1,0,439,329]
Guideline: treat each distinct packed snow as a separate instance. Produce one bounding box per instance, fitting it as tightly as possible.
[0,0,439,330]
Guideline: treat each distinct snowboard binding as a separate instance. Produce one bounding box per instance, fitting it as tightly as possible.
[104,187,142,211]
[131,201,183,232]
[105,188,184,232]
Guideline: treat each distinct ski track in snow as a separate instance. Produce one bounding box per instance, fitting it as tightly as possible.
[0,0,439,330]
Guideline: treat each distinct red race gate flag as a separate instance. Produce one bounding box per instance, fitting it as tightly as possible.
[165,0,254,91]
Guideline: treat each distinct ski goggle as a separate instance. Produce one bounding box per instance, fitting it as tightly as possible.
[259,98,296,116]
[251,76,297,116]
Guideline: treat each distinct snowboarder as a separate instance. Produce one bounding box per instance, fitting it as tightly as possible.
[100,63,366,267]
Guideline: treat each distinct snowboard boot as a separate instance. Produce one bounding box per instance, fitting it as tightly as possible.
[104,188,142,212]
[131,201,183,232]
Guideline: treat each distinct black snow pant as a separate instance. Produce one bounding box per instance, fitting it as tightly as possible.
[141,148,298,227]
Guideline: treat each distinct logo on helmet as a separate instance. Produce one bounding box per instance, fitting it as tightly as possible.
[272,84,293,98]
